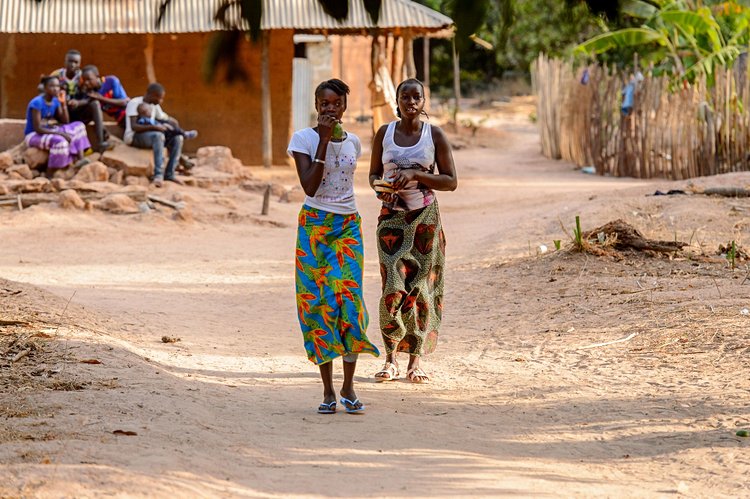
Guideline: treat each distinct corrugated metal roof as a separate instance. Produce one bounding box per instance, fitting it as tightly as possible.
[0,0,453,35]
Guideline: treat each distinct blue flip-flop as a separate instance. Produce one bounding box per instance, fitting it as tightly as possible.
[340,397,365,414]
[317,401,337,414]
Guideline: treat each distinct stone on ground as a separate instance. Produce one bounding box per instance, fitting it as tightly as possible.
[58,189,85,210]
[0,151,13,170]
[6,164,34,180]
[23,148,49,170]
[92,193,140,214]
[196,146,247,176]
[125,176,150,187]
[5,177,52,193]
[100,145,155,177]
[52,167,77,181]
[72,161,109,183]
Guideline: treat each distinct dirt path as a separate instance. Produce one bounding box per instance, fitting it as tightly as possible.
[1,120,749,497]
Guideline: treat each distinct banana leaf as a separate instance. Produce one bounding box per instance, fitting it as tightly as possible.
[659,10,719,35]
[683,44,741,80]
[621,0,657,19]
[575,28,666,55]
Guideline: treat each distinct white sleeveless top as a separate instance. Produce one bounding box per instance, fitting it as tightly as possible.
[287,128,361,215]
[381,121,436,211]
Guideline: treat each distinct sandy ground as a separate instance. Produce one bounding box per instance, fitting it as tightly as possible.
[1,102,750,498]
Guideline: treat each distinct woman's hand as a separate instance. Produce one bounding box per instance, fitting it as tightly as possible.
[316,114,339,142]
[57,132,73,142]
[391,168,420,190]
[376,192,398,203]
[57,90,67,104]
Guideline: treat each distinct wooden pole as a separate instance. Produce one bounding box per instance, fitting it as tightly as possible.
[0,34,17,118]
[261,31,273,168]
[144,34,157,84]
[403,31,416,79]
[422,37,430,87]
[422,36,430,109]
[451,37,460,125]
[261,184,271,215]
[392,36,404,86]
[338,35,345,81]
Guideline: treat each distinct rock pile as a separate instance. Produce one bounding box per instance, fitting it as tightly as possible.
[0,141,271,215]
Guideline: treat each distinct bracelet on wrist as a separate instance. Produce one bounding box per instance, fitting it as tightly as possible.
[312,158,325,165]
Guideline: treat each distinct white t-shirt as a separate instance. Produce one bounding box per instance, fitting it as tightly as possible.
[123,96,170,145]
[287,128,361,215]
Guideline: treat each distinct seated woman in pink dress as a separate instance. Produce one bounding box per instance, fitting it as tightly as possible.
[24,75,91,170]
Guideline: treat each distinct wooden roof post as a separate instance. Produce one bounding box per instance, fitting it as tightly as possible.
[422,37,430,88]
[144,34,157,84]
[262,30,272,168]
[338,35,345,81]
[451,36,460,126]
[0,34,17,118]
[403,30,416,79]
[392,35,404,86]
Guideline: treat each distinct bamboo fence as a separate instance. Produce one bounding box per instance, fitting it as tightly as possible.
[532,54,750,179]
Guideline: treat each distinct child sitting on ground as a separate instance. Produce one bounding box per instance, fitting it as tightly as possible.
[136,102,198,142]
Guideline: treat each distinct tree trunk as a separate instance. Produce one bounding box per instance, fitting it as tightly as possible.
[144,34,157,84]
[422,36,430,110]
[452,37,460,125]
[261,31,273,168]
[403,31,416,79]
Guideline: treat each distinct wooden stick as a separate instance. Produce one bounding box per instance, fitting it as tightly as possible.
[580,332,638,350]
[261,184,270,216]
[702,187,750,197]
[146,195,183,210]
[11,348,30,362]
[0,319,29,326]
[0,190,147,209]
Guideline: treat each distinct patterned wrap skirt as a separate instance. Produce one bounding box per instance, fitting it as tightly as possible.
[295,205,380,365]
[377,200,445,356]
[24,122,91,169]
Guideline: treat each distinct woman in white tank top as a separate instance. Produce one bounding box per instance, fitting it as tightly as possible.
[368,78,458,384]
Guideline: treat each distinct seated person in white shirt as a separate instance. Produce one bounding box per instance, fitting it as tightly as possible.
[124,82,197,187]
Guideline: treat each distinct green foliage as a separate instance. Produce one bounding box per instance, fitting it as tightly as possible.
[495,0,601,71]
[727,240,737,269]
[444,0,491,53]
[573,215,584,251]
[420,0,601,93]
[621,0,658,20]
[575,28,665,55]
[575,1,750,85]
